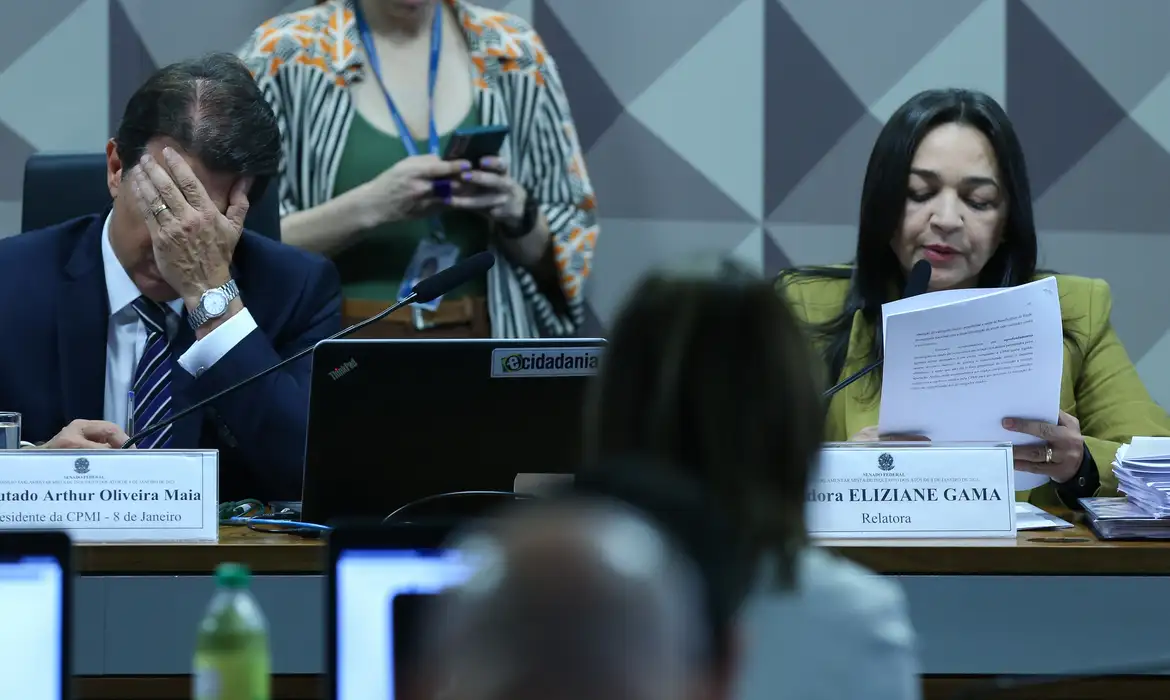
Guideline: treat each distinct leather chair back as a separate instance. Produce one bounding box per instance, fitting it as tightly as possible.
[21,152,281,240]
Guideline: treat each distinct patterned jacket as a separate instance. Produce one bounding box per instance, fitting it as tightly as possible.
[238,0,597,337]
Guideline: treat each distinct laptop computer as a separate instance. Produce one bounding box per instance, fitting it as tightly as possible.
[328,522,471,700]
[302,338,604,524]
[0,531,71,699]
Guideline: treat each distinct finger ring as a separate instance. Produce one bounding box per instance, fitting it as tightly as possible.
[150,201,169,217]
[431,179,451,199]
[1045,446,1054,463]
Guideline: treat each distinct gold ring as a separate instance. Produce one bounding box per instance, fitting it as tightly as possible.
[150,201,169,217]
[1045,446,1053,463]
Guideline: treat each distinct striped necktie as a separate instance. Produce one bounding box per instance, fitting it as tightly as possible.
[130,297,175,448]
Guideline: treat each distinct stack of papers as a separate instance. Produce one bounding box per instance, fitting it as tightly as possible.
[1112,438,1170,517]
[1016,502,1073,530]
[877,277,1064,491]
[1081,497,1170,539]
[1080,438,1170,538]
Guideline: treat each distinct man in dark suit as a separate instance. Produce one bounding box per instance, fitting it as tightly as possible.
[0,52,341,501]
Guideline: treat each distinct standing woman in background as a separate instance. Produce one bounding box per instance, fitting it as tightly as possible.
[239,0,596,338]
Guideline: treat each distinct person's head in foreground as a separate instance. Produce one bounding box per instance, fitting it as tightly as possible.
[583,255,824,587]
[419,498,712,700]
[105,51,280,303]
[569,456,751,697]
[858,87,1035,296]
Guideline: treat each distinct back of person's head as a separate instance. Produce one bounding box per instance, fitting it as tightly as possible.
[584,255,825,585]
[421,498,708,700]
[569,456,750,681]
[113,52,279,200]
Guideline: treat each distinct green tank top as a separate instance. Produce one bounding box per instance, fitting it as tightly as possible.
[331,109,488,301]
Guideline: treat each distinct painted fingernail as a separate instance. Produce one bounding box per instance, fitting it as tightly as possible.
[462,172,473,181]
[460,161,472,170]
[1002,418,1014,428]
[482,157,496,167]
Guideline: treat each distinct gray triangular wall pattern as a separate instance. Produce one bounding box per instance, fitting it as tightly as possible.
[0,0,1168,414]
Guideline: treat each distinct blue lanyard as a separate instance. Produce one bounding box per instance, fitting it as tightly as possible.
[353,2,443,157]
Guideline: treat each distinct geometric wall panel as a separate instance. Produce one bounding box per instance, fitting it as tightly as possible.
[869,0,1006,122]
[0,0,108,152]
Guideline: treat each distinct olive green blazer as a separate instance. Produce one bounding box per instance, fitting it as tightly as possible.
[779,271,1170,507]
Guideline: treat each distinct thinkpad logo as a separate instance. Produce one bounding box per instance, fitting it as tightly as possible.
[328,358,358,381]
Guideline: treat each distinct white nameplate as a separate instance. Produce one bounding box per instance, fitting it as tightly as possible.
[808,443,1016,538]
[0,450,218,542]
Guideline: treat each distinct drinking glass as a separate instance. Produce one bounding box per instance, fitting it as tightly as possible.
[0,412,20,450]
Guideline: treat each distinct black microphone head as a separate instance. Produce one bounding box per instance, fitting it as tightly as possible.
[411,251,496,303]
[904,259,932,298]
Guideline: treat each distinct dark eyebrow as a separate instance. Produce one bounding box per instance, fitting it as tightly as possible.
[910,168,1000,190]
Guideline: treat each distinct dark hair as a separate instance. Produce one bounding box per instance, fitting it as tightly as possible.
[568,456,752,671]
[113,52,279,202]
[780,89,1039,391]
[584,256,824,588]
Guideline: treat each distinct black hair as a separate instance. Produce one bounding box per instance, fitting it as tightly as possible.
[779,88,1040,391]
[113,52,279,202]
[584,255,824,589]
[568,456,753,672]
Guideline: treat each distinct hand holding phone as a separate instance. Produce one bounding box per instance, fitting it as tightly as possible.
[365,155,469,224]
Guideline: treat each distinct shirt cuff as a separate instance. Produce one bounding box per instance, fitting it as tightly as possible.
[1055,443,1101,509]
[177,309,258,377]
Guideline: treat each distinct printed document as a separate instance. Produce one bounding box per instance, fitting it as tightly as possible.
[878,277,1064,490]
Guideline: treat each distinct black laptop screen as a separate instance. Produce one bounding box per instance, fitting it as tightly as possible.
[304,339,602,523]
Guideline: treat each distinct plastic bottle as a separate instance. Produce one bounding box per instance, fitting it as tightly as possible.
[193,562,271,700]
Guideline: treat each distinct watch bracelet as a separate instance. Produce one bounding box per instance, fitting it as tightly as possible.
[188,279,240,330]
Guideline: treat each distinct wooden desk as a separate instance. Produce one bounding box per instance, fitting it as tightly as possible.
[73,521,1170,700]
[73,514,1169,576]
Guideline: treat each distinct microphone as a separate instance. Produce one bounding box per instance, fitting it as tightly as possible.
[951,656,1170,698]
[122,251,496,448]
[821,259,932,399]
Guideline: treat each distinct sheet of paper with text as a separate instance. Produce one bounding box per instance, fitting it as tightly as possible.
[878,277,1064,491]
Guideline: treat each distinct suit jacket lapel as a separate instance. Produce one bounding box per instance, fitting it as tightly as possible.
[166,312,202,448]
[57,219,109,423]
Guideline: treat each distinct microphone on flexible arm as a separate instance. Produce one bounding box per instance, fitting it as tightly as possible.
[821,258,932,400]
[121,250,497,449]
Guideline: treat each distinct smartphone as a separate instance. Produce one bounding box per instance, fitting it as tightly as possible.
[443,125,509,164]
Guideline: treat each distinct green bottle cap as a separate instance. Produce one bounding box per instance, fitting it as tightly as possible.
[215,562,251,589]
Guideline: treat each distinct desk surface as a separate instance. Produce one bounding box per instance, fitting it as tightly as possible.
[73,513,1170,576]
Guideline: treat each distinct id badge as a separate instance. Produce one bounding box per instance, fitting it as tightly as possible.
[398,239,460,312]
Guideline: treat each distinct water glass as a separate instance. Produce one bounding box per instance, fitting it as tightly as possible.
[0,412,20,450]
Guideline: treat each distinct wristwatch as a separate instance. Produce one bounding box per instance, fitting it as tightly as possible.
[188,280,240,330]
[497,188,539,240]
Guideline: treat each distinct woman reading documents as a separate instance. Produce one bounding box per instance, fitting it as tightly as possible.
[777,88,1170,508]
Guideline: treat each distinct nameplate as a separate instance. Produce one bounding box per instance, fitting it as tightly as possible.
[807,443,1016,538]
[0,450,219,542]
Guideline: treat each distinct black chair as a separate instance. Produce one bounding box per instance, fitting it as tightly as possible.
[21,152,281,240]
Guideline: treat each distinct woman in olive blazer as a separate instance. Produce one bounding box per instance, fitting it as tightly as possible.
[778,88,1170,509]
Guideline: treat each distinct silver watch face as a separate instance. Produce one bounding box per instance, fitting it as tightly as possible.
[202,289,229,316]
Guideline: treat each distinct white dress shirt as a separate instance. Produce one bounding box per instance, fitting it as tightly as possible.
[100,213,258,434]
